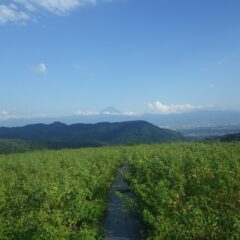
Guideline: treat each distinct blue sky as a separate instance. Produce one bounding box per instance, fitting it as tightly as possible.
[0,0,240,119]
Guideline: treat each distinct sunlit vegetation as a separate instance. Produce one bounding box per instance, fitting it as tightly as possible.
[0,147,123,239]
[0,142,239,239]
[124,142,240,239]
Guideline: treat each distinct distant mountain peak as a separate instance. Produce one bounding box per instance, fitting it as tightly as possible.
[100,107,121,115]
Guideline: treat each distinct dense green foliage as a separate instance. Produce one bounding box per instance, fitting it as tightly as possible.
[0,142,239,239]
[0,147,122,239]
[0,121,184,146]
[0,139,46,155]
[124,142,240,239]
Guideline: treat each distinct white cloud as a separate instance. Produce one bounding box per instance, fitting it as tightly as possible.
[0,4,30,25]
[74,110,138,116]
[148,101,202,114]
[0,0,109,25]
[32,63,47,74]
[74,110,99,116]
[14,0,97,15]
[101,111,119,115]
[121,111,137,116]
[101,111,137,116]
[0,110,16,120]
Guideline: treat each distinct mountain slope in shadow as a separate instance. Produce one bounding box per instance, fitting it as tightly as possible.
[0,120,184,148]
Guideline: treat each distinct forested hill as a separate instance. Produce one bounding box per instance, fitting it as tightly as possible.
[0,121,184,148]
[219,132,240,142]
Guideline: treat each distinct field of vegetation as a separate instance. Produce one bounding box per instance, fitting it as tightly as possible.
[124,142,240,239]
[0,142,239,239]
[0,147,123,239]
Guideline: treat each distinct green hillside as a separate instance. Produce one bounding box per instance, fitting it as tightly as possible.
[0,139,46,154]
[0,121,184,150]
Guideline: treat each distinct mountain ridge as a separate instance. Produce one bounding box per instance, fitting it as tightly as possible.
[0,120,184,148]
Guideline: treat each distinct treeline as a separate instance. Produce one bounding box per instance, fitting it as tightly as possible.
[0,139,104,155]
[0,139,46,154]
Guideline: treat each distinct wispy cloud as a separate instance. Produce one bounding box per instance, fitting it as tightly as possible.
[0,4,30,25]
[32,63,47,74]
[0,0,110,25]
[148,101,202,114]
[74,109,138,116]
[14,0,96,15]
[0,110,16,120]
[74,110,99,116]
[122,111,137,116]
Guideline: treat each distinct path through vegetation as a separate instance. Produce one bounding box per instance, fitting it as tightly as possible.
[103,169,142,240]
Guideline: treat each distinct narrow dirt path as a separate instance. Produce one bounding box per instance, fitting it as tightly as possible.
[103,170,142,240]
